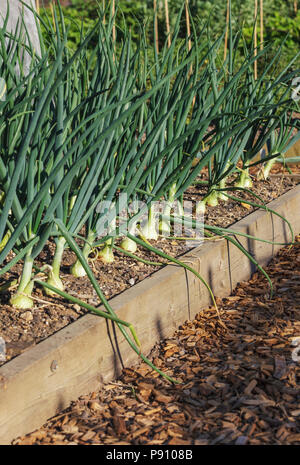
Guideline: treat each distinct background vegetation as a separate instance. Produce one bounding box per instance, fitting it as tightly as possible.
[39,0,300,70]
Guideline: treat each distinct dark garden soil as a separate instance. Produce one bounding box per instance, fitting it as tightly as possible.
[0,165,299,365]
[13,233,300,445]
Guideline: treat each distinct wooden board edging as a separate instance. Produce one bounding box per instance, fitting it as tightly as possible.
[1,184,300,444]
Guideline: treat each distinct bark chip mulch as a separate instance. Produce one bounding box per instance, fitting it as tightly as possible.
[14,235,300,445]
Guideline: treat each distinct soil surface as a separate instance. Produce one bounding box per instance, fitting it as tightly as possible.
[13,234,300,445]
[0,166,299,365]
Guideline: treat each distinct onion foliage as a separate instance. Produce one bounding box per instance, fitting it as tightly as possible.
[0,1,298,381]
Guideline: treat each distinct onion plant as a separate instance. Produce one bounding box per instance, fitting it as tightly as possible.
[231,31,300,187]
[257,111,300,180]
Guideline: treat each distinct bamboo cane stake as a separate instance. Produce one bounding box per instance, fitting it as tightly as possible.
[164,0,171,48]
[112,0,116,45]
[185,0,191,52]
[154,0,159,54]
[294,1,298,14]
[50,1,56,31]
[260,0,264,51]
[36,0,40,15]
[254,0,258,80]
[224,0,230,61]
[185,0,194,103]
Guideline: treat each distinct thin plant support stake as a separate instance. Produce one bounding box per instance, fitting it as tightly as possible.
[164,0,171,48]
[185,0,193,79]
[112,0,116,51]
[224,0,230,61]
[185,0,191,51]
[260,0,264,51]
[50,2,56,31]
[154,0,159,54]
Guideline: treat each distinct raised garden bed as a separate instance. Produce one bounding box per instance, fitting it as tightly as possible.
[1,174,300,444]
[0,0,299,447]
[1,169,298,364]
[13,234,300,445]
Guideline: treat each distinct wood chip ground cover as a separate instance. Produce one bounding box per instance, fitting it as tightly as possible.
[13,233,300,445]
[0,168,298,364]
